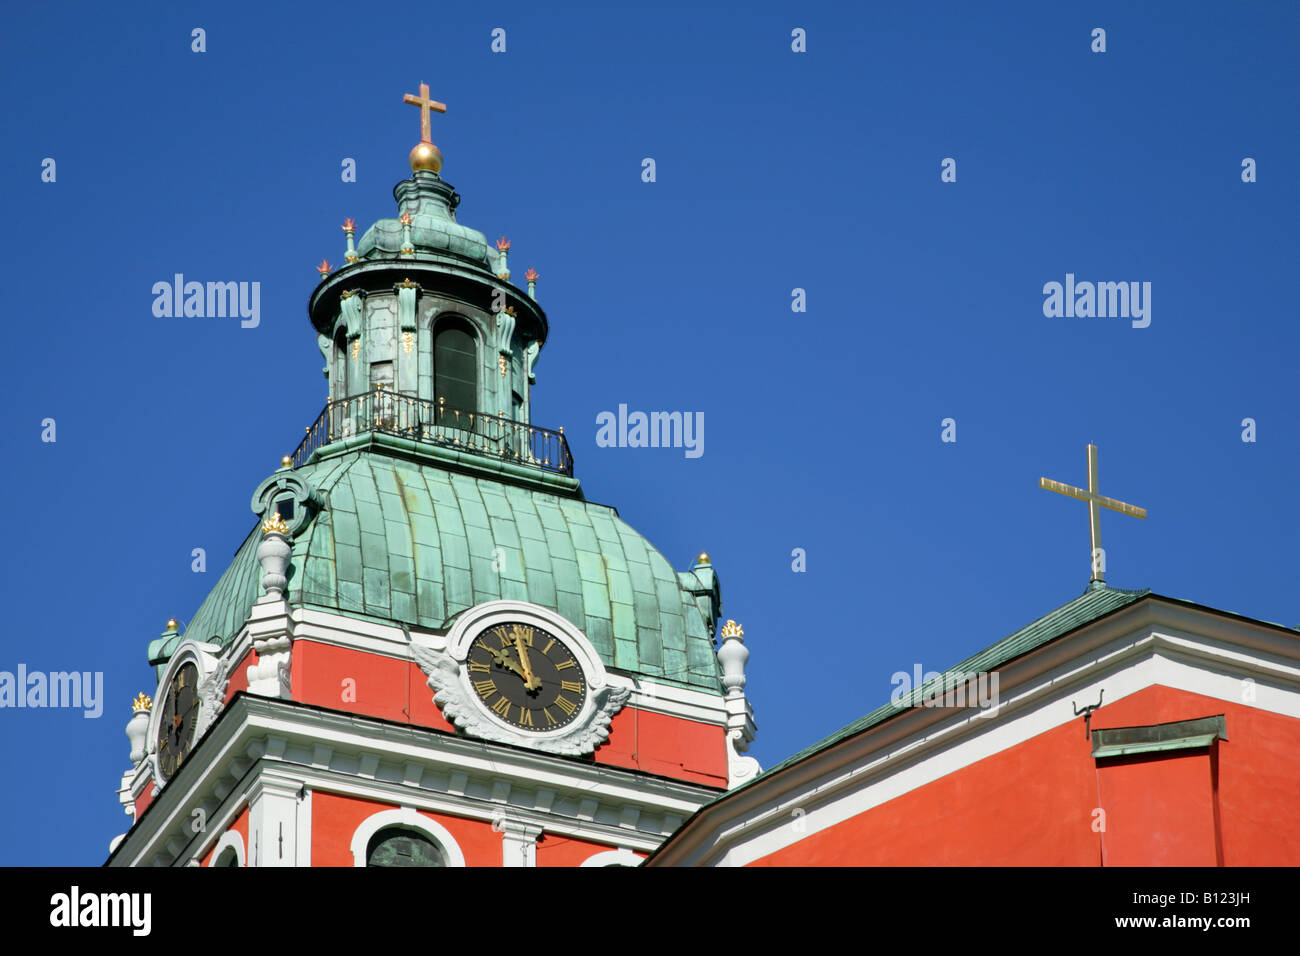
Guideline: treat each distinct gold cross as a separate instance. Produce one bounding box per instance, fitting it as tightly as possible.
[403,82,446,143]
[1039,443,1146,584]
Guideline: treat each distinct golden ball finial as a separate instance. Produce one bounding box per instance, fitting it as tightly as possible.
[165,618,179,632]
[696,552,711,565]
[409,141,443,173]
[281,455,293,469]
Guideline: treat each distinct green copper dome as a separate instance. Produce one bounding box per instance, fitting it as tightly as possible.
[353,171,493,271]
[156,143,724,696]
[157,451,723,692]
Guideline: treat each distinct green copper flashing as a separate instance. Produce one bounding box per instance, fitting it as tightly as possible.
[1091,715,1228,759]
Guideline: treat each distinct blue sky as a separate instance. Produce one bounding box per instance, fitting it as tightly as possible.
[2,1,1297,864]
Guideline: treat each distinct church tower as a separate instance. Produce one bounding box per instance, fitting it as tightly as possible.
[108,86,758,867]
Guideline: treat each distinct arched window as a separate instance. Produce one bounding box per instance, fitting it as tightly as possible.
[365,827,447,867]
[208,830,245,867]
[433,319,477,412]
[579,848,646,867]
[349,807,467,867]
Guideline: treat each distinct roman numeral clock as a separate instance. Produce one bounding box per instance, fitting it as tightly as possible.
[148,635,227,785]
[411,602,630,755]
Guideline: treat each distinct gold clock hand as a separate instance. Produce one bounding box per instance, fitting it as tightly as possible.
[486,645,528,680]
[513,633,541,690]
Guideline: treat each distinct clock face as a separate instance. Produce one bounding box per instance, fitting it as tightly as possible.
[467,623,586,731]
[156,661,200,779]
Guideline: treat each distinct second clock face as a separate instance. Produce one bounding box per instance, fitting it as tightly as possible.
[467,623,587,731]
[156,661,200,779]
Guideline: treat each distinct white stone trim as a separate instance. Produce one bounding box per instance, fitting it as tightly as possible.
[107,693,721,868]
[608,673,730,725]
[410,600,633,752]
[297,786,313,867]
[220,604,728,726]
[653,600,1300,866]
[350,806,467,867]
[494,815,542,867]
[580,848,645,867]
[209,830,245,867]
[248,776,304,867]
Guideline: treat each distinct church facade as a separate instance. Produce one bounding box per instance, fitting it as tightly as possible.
[106,86,758,868]
[648,585,1300,866]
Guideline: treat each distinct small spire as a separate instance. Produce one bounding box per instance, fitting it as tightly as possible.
[525,266,539,299]
[342,218,358,263]
[495,237,511,280]
[400,212,415,257]
[317,259,332,280]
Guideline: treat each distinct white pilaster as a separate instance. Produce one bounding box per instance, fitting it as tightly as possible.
[248,777,303,867]
[495,815,542,867]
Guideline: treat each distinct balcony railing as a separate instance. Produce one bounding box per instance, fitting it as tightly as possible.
[290,388,574,476]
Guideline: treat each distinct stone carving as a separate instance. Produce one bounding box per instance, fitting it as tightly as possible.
[523,339,541,385]
[195,667,229,738]
[727,729,761,787]
[411,641,629,756]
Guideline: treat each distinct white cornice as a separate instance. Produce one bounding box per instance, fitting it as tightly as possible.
[108,695,722,867]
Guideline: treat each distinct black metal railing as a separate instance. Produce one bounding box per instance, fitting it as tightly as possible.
[290,388,574,476]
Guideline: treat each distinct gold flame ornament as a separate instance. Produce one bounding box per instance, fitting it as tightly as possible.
[132,692,153,713]
[262,511,290,535]
[719,620,743,638]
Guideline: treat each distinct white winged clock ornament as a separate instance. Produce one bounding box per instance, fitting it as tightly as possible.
[411,601,630,755]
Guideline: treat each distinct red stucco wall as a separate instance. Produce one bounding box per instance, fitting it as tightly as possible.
[750,687,1300,866]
